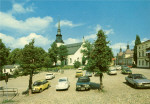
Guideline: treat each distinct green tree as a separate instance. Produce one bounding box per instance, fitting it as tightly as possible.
[44,56,53,70]
[133,35,141,65]
[8,48,22,64]
[82,56,86,65]
[0,39,10,79]
[48,42,58,66]
[21,39,45,94]
[74,61,81,68]
[87,30,113,90]
[58,45,68,66]
[81,40,93,61]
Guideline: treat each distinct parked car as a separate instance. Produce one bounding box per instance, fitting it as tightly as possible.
[121,65,129,70]
[76,76,90,91]
[108,69,117,75]
[32,79,50,93]
[115,65,121,70]
[85,71,92,77]
[75,70,83,78]
[56,77,70,91]
[125,74,150,89]
[78,68,82,70]
[45,73,55,80]
[121,68,132,74]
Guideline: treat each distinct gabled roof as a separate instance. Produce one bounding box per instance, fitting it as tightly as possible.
[65,42,83,55]
[3,65,14,69]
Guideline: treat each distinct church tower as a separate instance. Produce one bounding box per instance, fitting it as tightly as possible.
[55,20,64,47]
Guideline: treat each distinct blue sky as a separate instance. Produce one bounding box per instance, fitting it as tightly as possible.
[0,0,150,55]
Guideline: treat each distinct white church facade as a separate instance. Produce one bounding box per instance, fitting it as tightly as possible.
[55,21,85,65]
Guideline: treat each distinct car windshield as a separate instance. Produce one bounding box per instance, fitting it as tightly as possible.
[46,74,52,75]
[133,74,146,79]
[78,78,89,82]
[77,72,82,73]
[33,81,42,86]
[59,79,66,82]
[125,69,130,71]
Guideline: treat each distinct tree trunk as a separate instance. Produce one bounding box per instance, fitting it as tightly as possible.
[28,70,33,95]
[99,73,103,90]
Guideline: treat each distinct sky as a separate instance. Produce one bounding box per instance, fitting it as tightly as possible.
[0,0,150,56]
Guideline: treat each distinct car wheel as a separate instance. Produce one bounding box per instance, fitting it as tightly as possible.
[126,80,129,84]
[39,89,43,93]
[134,84,138,89]
[47,84,50,89]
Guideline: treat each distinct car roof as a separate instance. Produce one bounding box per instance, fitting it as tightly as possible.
[131,74,142,76]
[59,77,68,80]
[79,76,89,79]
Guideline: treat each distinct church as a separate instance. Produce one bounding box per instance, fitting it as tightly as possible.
[55,21,85,65]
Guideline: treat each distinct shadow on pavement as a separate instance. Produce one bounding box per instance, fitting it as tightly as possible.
[90,82,100,90]
[123,82,150,90]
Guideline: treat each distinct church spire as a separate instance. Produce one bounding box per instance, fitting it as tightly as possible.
[127,42,129,49]
[83,36,85,43]
[55,19,64,47]
[120,46,122,52]
[57,19,61,35]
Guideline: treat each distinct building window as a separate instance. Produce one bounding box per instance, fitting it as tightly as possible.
[139,46,140,49]
[139,60,140,66]
[142,51,144,57]
[142,60,144,66]
[77,57,79,61]
[146,61,148,66]
[139,52,141,57]
[70,58,72,63]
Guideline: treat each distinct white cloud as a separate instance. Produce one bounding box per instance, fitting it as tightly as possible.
[55,20,82,27]
[85,33,96,40]
[105,29,114,35]
[64,38,81,44]
[0,12,53,33]
[10,3,34,14]
[85,24,114,40]
[0,33,51,49]
[142,38,149,42]
[110,43,127,50]
[95,24,102,32]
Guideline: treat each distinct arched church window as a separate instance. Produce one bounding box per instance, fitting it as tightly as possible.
[77,57,79,61]
[70,58,72,63]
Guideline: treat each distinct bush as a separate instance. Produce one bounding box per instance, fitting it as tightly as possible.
[74,61,81,68]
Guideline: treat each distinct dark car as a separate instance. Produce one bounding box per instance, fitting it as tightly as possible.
[125,74,150,88]
[76,76,90,91]
[121,68,132,74]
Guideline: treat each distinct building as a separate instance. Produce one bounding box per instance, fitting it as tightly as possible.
[137,40,150,68]
[55,21,85,65]
[116,44,134,66]
[2,64,20,75]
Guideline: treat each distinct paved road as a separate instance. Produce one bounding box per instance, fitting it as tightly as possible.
[0,68,150,104]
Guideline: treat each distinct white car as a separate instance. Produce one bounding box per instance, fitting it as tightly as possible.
[115,65,121,70]
[56,77,70,91]
[45,73,55,80]
[108,69,117,75]
[108,67,117,75]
